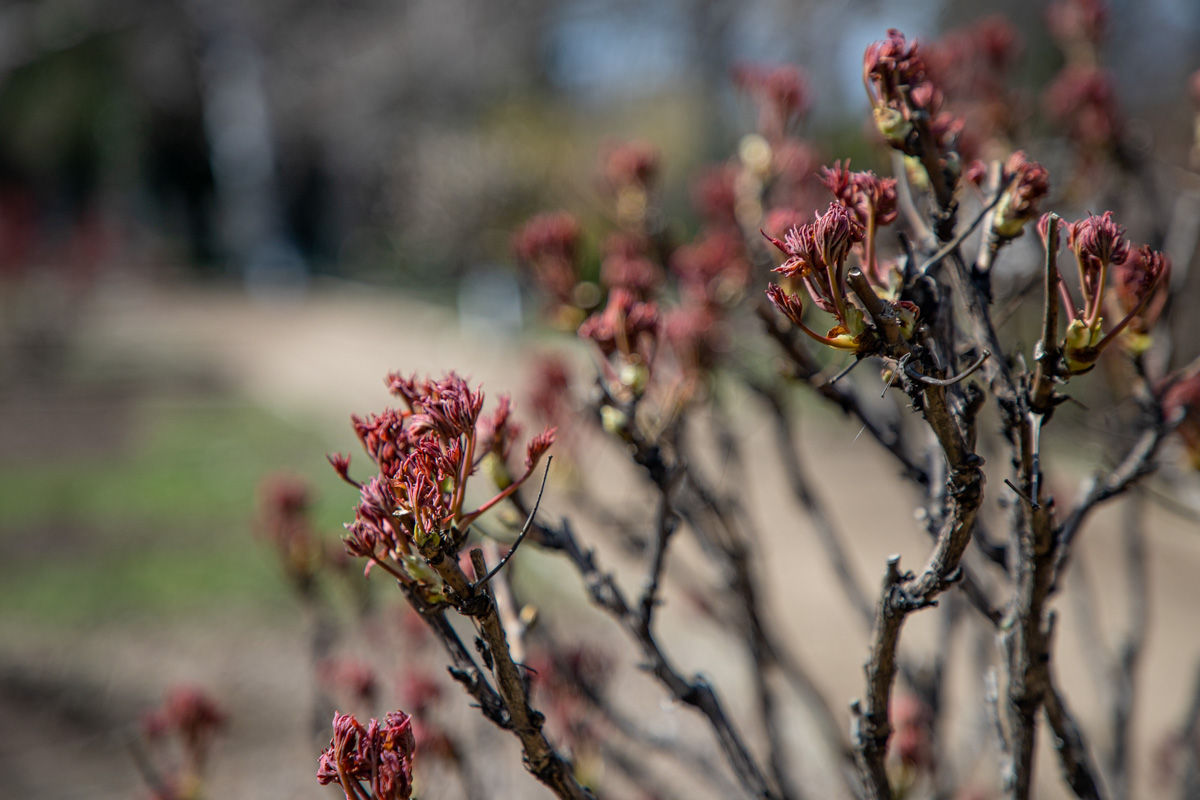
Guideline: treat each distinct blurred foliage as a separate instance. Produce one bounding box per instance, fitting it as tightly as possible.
[0,398,354,627]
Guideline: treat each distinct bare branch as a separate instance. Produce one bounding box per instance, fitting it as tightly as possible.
[537,517,779,800]
[1043,664,1109,800]
[477,457,552,588]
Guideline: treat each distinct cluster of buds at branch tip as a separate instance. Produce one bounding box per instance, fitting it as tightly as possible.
[340,372,555,593]
[600,140,660,229]
[989,151,1050,240]
[1163,370,1200,470]
[764,202,919,353]
[512,212,587,328]
[578,287,659,410]
[1044,212,1169,373]
[137,685,227,800]
[732,63,809,143]
[317,710,416,800]
[820,161,898,287]
[863,30,963,173]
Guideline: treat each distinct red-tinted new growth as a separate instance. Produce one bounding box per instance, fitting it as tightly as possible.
[601,140,659,193]
[1058,211,1157,372]
[343,371,557,578]
[691,165,740,228]
[317,710,416,800]
[478,394,520,462]
[1070,210,1129,287]
[319,659,379,706]
[670,229,751,307]
[525,426,557,471]
[1046,0,1108,53]
[766,283,805,328]
[577,288,660,358]
[821,161,899,230]
[1044,65,1121,152]
[327,452,359,488]
[1110,245,1170,350]
[993,151,1051,239]
[766,203,864,314]
[1163,371,1200,470]
[512,212,582,305]
[407,373,485,441]
[733,63,810,141]
[821,161,898,284]
[864,28,967,188]
[143,686,227,767]
[353,409,411,478]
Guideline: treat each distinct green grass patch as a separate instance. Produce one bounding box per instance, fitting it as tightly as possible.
[0,396,362,627]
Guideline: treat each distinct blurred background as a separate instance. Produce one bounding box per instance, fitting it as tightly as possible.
[2,0,1200,798]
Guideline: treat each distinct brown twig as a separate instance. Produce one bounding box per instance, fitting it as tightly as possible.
[1043,655,1109,800]
[467,548,597,800]
[538,517,779,800]
[757,303,929,485]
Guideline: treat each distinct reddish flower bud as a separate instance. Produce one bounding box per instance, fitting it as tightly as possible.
[691,165,740,227]
[1069,210,1129,275]
[1046,0,1108,52]
[1163,372,1200,469]
[524,426,556,471]
[733,63,810,140]
[766,283,805,328]
[577,288,660,358]
[317,710,416,800]
[512,212,582,305]
[820,161,898,230]
[812,202,866,271]
[601,140,659,192]
[1044,65,1121,151]
[993,151,1050,239]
